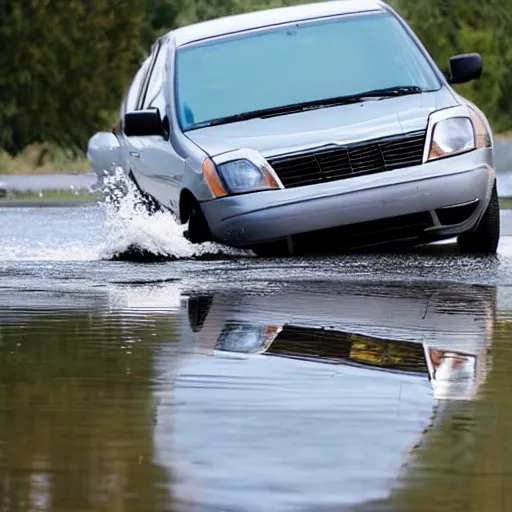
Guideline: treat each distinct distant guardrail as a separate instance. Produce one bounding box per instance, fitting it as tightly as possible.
[495,138,512,173]
[495,138,512,197]
[0,172,97,193]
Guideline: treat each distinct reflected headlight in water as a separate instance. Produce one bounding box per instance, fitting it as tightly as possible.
[429,349,477,400]
[215,324,281,354]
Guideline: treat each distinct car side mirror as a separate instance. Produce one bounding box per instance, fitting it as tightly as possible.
[124,109,165,137]
[449,53,483,84]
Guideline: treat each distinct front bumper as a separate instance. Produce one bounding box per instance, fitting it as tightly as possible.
[201,149,496,248]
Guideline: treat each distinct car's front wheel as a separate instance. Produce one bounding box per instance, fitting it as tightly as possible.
[185,204,212,244]
[458,184,500,255]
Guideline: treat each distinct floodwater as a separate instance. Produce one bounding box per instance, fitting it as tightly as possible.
[2,189,512,511]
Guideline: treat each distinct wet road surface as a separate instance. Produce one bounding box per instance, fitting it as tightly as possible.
[2,202,512,511]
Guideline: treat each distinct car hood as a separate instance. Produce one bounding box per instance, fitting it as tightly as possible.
[184,89,459,158]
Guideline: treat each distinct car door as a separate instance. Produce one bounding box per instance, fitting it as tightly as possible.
[126,39,186,212]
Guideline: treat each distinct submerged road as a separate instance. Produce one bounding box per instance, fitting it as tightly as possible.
[2,203,512,511]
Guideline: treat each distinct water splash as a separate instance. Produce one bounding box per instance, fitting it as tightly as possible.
[99,169,252,262]
[0,168,252,262]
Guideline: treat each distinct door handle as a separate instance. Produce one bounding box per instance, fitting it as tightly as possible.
[129,151,140,158]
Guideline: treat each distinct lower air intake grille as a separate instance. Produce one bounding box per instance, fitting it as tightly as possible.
[293,211,434,252]
[268,130,426,188]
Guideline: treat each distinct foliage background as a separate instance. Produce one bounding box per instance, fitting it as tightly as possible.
[1,0,511,165]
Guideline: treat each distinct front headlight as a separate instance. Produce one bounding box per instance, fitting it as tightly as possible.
[426,108,492,162]
[427,117,475,161]
[218,159,279,194]
[203,156,281,197]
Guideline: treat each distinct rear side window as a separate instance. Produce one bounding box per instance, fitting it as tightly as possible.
[124,57,151,113]
[141,43,169,109]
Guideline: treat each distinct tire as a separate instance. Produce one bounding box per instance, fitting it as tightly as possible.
[458,184,500,255]
[186,204,212,244]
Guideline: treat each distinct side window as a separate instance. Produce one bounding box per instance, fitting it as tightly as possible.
[141,42,168,110]
[125,57,151,113]
[116,57,151,134]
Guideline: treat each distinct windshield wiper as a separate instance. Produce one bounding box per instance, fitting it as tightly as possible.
[357,85,423,98]
[187,86,424,129]
[189,95,369,129]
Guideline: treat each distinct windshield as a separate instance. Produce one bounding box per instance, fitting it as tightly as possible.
[175,12,441,131]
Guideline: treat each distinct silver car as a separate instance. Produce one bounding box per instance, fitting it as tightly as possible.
[87,0,499,256]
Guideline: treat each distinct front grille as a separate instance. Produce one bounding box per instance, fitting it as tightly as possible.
[268,130,426,188]
[293,211,434,252]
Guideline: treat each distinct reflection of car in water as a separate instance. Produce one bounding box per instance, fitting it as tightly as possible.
[165,282,496,510]
[182,281,496,400]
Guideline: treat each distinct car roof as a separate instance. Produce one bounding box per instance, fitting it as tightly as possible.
[172,0,386,47]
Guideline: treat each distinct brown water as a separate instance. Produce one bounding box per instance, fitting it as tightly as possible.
[0,308,176,511]
[0,279,510,512]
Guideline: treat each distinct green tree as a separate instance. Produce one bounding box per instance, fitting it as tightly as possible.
[142,0,182,47]
[4,0,512,157]
[175,0,310,27]
[0,0,146,155]
[391,0,512,131]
